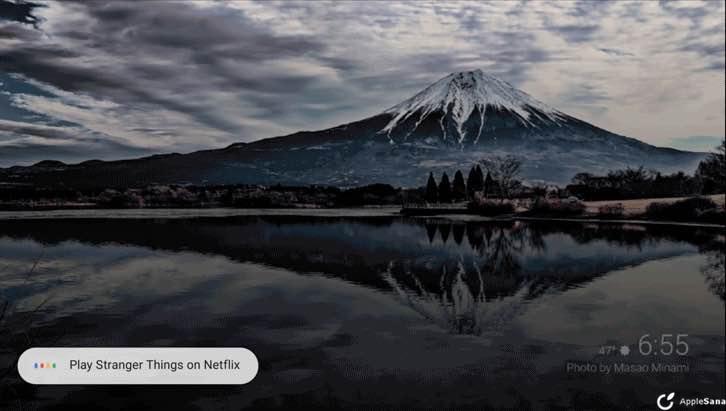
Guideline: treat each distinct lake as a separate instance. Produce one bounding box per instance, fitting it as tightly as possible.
[0,216,723,410]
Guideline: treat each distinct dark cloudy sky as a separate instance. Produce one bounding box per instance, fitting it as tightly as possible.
[1,0,724,166]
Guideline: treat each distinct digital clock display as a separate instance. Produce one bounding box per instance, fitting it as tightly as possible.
[638,334,689,356]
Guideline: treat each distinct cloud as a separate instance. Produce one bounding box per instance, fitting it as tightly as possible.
[548,23,599,43]
[0,1,334,136]
[598,48,634,57]
[0,119,155,166]
[0,0,723,165]
[0,0,43,27]
[658,0,711,22]
[0,118,80,140]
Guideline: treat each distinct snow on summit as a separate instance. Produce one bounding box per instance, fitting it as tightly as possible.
[382,69,564,142]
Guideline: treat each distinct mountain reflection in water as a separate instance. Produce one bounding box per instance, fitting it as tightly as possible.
[0,217,723,410]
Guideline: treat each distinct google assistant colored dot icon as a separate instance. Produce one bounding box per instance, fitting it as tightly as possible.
[34,362,56,369]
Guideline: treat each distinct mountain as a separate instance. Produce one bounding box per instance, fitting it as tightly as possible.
[0,70,706,188]
[381,70,566,144]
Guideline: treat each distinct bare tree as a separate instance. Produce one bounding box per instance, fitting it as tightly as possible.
[479,156,522,201]
[696,140,726,194]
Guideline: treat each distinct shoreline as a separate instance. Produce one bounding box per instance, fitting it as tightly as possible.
[0,207,723,228]
[0,207,402,220]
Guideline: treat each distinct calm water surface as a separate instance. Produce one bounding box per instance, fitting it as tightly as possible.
[0,217,723,410]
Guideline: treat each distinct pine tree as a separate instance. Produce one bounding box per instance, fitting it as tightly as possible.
[466,166,476,199]
[452,170,466,201]
[484,171,494,198]
[439,172,452,203]
[425,172,438,203]
[467,165,484,198]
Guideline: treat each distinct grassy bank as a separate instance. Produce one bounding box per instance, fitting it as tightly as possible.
[403,194,725,226]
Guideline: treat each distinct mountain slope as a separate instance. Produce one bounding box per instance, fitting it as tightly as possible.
[0,70,706,188]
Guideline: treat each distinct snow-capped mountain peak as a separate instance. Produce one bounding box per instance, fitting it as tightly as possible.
[381,69,565,143]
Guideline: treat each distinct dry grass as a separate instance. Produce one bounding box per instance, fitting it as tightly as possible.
[584,194,725,216]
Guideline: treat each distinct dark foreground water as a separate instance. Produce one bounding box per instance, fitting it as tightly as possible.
[0,217,723,410]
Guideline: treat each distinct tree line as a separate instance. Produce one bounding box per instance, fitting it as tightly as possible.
[567,141,725,200]
[423,141,725,203]
[424,156,522,203]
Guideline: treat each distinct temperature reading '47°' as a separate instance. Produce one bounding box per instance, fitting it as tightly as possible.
[598,345,631,356]
[598,345,618,356]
